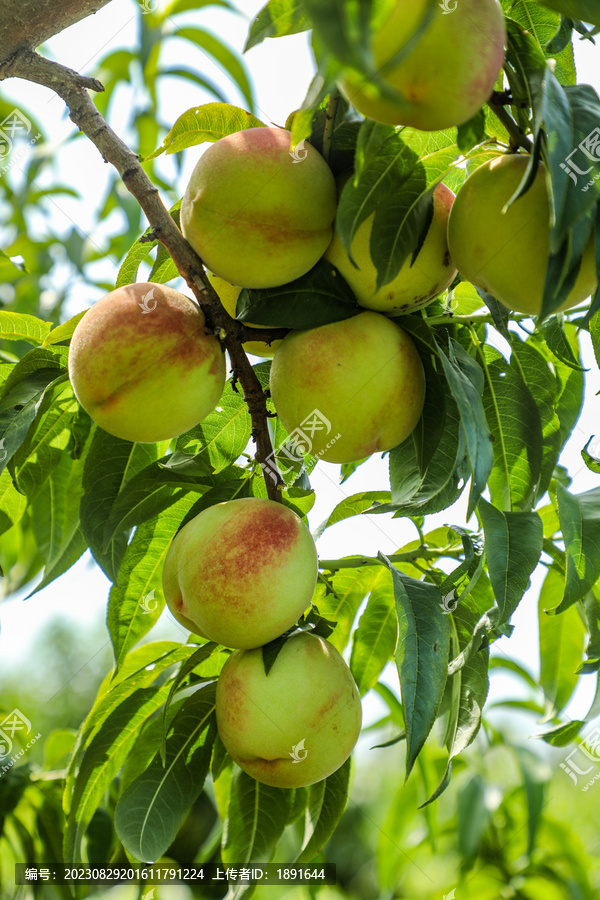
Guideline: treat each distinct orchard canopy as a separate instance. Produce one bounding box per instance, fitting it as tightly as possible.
[2,0,600,898]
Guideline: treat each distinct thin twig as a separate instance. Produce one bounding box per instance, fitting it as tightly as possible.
[322,90,340,165]
[488,91,533,154]
[0,48,285,499]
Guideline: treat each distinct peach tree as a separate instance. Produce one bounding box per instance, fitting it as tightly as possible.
[1,0,600,896]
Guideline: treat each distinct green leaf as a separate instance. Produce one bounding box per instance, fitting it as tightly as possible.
[481,344,543,512]
[515,746,549,856]
[80,431,160,582]
[512,335,562,505]
[116,236,155,288]
[245,0,309,52]
[29,452,87,596]
[237,260,361,329]
[313,491,391,539]
[107,494,202,667]
[13,381,79,503]
[178,379,252,472]
[0,311,52,344]
[478,498,543,626]
[64,685,172,863]
[0,468,27,538]
[556,483,600,612]
[335,124,458,288]
[311,567,379,653]
[457,775,488,860]
[380,555,450,779]
[42,311,87,347]
[0,366,68,477]
[146,102,265,159]
[222,769,292,864]
[538,566,585,712]
[350,570,397,696]
[436,337,493,518]
[295,758,351,863]
[534,0,600,28]
[379,324,466,517]
[114,684,217,862]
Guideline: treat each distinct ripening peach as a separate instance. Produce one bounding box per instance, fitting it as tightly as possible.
[68,282,226,442]
[339,0,506,131]
[216,632,362,787]
[163,498,318,649]
[181,127,337,289]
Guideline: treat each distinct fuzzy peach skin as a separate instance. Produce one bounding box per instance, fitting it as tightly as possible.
[216,632,362,788]
[339,0,506,131]
[447,155,598,316]
[325,181,457,314]
[163,498,318,649]
[181,127,337,289]
[206,272,282,358]
[269,311,425,464]
[68,282,226,443]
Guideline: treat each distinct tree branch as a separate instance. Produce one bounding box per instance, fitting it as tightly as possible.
[0,0,113,65]
[0,48,285,500]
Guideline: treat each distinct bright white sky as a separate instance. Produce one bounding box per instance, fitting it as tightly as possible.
[1,0,600,737]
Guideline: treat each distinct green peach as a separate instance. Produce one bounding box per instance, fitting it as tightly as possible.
[181,127,337,289]
[216,632,362,788]
[447,154,598,316]
[270,311,425,464]
[338,0,506,131]
[163,498,318,649]
[325,181,457,314]
[68,282,226,443]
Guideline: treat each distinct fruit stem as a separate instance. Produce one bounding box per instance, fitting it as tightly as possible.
[1,48,286,502]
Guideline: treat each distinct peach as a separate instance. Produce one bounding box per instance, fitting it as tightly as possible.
[325,181,457,313]
[269,311,425,464]
[68,282,226,443]
[181,127,337,288]
[447,154,598,316]
[162,498,318,649]
[339,0,506,131]
[216,632,362,787]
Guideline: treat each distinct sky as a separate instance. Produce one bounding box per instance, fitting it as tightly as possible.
[1,0,600,738]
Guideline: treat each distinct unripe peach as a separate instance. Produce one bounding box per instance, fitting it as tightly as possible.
[68,282,226,443]
[270,311,425,464]
[339,0,506,131]
[163,498,318,649]
[325,181,457,314]
[181,128,337,289]
[447,155,598,316]
[216,632,362,787]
